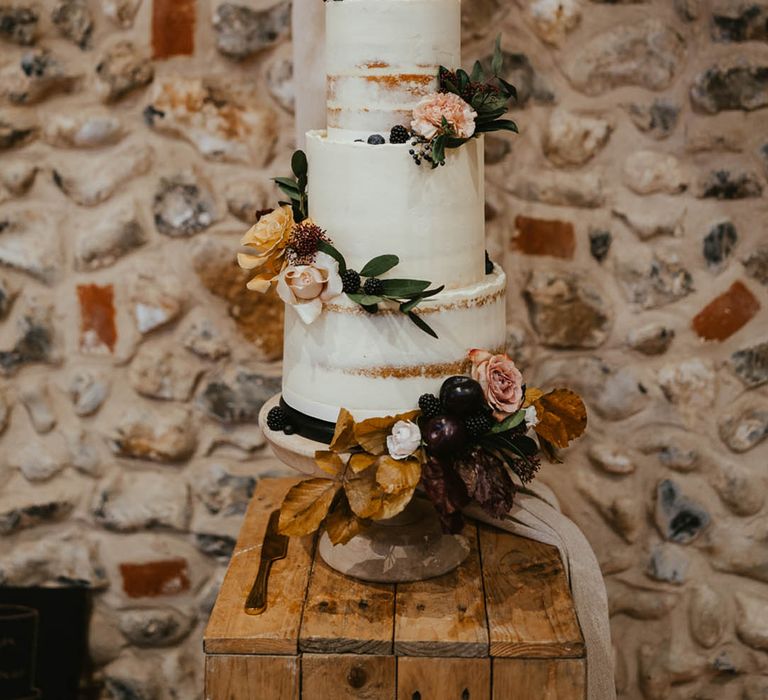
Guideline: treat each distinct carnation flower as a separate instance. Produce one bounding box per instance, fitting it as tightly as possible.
[275,251,343,324]
[411,92,477,141]
[237,205,294,293]
[468,349,525,420]
[386,420,421,460]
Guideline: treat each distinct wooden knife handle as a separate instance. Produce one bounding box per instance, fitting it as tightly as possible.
[244,559,272,615]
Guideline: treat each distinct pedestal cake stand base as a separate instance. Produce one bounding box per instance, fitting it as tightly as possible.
[259,395,471,583]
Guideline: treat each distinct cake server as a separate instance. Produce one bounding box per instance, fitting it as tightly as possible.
[244,509,289,615]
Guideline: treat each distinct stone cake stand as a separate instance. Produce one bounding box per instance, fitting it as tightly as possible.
[258,395,470,583]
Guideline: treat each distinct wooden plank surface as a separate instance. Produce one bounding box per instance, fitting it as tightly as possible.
[204,477,314,655]
[479,526,585,659]
[394,524,488,657]
[397,657,491,699]
[302,654,395,700]
[204,654,299,700]
[493,658,586,699]
[299,556,395,654]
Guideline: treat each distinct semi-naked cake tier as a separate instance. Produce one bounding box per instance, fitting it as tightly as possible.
[282,267,507,422]
[306,130,485,287]
[326,0,460,140]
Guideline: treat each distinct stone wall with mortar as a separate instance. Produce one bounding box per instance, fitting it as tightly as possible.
[0,0,766,698]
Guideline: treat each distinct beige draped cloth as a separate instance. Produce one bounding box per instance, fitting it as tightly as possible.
[290,2,616,696]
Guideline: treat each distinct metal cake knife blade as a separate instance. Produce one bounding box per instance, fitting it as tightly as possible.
[244,509,289,615]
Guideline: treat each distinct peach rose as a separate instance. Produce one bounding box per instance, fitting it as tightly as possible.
[275,251,343,324]
[469,349,525,419]
[237,205,294,293]
[411,92,477,141]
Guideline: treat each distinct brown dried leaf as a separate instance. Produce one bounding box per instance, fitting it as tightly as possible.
[344,468,384,519]
[375,455,421,495]
[278,479,340,537]
[523,386,544,408]
[353,410,420,455]
[533,389,587,449]
[344,464,416,521]
[329,408,357,452]
[349,452,377,474]
[325,495,366,545]
[314,451,345,477]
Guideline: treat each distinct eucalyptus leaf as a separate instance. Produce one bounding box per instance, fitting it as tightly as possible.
[476,119,518,134]
[399,284,444,301]
[317,240,347,274]
[291,150,308,179]
[492,35,503,77]
[490,410,526,434]
[360,254,399,278]
[380,279,431,296]
[274,176,299,192]
[348,293,385,306]
[471,60,485,82]
[407,311,438,339]
[497,77,517,101]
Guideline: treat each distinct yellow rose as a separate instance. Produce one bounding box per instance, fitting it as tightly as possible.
[237,206,294,292]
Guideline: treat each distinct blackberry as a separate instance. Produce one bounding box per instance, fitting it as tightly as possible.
[485,250,494,274]
[465,412,494,439]
[363,277,384,295]
[367,134,386,145]
[389,125,410,144]
[266,406,287,431]
[341,269,361,294]
[418,393,441,419]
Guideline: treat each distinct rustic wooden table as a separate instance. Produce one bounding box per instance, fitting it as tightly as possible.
[204,477,586,699]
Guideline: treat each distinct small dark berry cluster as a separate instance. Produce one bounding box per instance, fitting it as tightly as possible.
[363,277,384,295]
[408,137,446,168]
[286,222,329,264]
[341,269,361,294]
[418,393,441,419]
[465,411,494,439]
[389,125,410,144]
[267,405,295,434]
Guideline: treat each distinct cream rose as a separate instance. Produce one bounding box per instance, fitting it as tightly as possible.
[469,349,525,419]
[524,405,539,429]
[237,206,294,293]
[275,251,343,324]
[386,420,421,460]
[411,92,478,141]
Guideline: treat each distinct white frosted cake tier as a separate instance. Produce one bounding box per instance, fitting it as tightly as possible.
[326,0,460,139]
[306,130,486,288]
[281,267,507,422]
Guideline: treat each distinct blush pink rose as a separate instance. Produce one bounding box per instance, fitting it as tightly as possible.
[411,92,477,140]
[469,349,525,419]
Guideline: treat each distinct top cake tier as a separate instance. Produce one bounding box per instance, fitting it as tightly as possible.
[326,0,461,140]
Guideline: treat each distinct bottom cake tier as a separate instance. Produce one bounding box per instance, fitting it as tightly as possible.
[281,267,507,424]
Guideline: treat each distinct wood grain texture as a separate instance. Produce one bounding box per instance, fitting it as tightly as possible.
[397,657,491,699]
[204,654,299,700]
[302,654,395,700]
[493,658,586,699]
[299,556,395,654]
[479,526,585,659]
[204,478,314,655]
[394,524,488,657]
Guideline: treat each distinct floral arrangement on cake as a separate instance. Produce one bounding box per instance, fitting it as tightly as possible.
[237,150,445,336]
[269,349,587,541]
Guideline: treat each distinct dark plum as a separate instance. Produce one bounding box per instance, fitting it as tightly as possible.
[439,376,485,417]
[423,415,468,456]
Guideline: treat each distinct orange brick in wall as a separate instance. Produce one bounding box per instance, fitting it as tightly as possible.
[152,0,196,59]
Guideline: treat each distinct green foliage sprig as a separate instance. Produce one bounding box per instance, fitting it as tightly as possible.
[431,36,518,168]
[317,241,444,338]
[274,150,308,222]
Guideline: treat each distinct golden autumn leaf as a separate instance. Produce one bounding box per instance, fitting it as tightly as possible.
[375,455,422,495]
[314,451,345,477]
[329,408,357,452]
[349,452,377,474]
[523,387,544,408]
[324,494,366,545]
[344,468,385,519]
[353,410,420,455]
[377,487,416,520]
[533,389,587,449]
[278,479,340,537]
